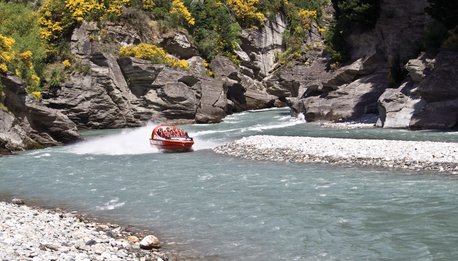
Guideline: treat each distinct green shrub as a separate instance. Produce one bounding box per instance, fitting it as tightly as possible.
[189,0,241,61]
[425,0,458,51]
[422,21,448,53]
[426,0,458,30]
[443,26,458,50]
[0,2,47,77]
[325,0,380,63]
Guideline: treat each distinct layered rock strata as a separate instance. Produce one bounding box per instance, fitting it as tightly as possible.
[0,75,80,154]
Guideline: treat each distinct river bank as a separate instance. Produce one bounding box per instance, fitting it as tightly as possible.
[0,200,175,261]
[214,135,458,173]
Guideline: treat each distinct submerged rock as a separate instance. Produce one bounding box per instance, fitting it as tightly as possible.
[11,198,24,205]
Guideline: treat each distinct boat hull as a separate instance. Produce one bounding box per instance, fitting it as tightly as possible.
[150,138,194,152]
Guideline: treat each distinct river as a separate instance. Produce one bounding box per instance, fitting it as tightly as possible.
[1,108,458,260]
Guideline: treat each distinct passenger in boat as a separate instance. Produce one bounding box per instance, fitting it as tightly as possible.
[164,128,171,139]
[184,132,193,141]
[157,129,164,137]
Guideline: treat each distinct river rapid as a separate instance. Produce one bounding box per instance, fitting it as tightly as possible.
[1,108,458,260]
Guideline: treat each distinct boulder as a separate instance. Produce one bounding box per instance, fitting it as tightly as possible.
[0,110,33,154]
[139,235,160,250]
[415,51,458,102]
[410,99,458,129]
[265,57,333,99]
[297,72,388,122]
[377,82,424,128]
[120,58,201,122]
[145,82,198,120]
[11,198,24,205]
[159,32,199,59]
[405,59,426,82]
[195,78,227,123]
[117,57,165,97]
[188,57,227,123]
[210,56,279,112]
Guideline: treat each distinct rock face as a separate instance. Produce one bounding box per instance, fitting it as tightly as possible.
[237,13,287,80]
[273,0,457,130]
[378,51,458,129]
[39,21,281,128]
[410,51,458,129]
[297,72,388,121]
[377,82,424,128]
[0,75,80,154]
[210,56,277,113]
[159,32,199,59]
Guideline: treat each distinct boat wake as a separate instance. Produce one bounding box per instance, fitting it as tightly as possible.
[67,123,159,155]
[64,108,305,156]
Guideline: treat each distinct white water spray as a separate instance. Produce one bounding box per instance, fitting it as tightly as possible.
[65,108,306,156]
[68,123,158,155]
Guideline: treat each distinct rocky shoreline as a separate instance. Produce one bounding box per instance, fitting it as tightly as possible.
[0,200,176,261]
[214,135,458,174]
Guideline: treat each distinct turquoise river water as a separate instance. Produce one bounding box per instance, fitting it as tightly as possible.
[1,108,458,260]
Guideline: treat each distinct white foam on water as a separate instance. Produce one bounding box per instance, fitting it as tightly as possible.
[247,107,286,112]
[33,153,51,158]
[191,138,224,151]
[241,116,305,132]
[68,123,159,155]
[96,197,125,211]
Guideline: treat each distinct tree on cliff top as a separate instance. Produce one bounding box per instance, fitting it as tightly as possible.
[325,0,380,63]
[425,0,458,50]
[426,0,458,30]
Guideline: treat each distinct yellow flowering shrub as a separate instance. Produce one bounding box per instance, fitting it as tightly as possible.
[170,0,195,26]
[62,59,72,68]
[226,0,266,25]
[39,0,130,42]
[0,33,40,91]
[142,0,155,11]
[32,91,42,101]
[120,43,189,69]
[0,34,15,73]
[297,9,317,32]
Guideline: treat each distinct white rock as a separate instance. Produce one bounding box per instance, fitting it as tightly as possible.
[139,235,160,250]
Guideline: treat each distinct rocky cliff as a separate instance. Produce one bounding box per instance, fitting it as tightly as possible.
[38,20,280,130]
[284,0,457,130]
[2,0,457,154]
[32,0,458,132]
[0,75,80,154]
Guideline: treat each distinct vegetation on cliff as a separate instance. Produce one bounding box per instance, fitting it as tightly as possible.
[119,43,189,69]
[325,0,380,63]
[425,0,458,51]
[1,0,456,97]
[0,2,43,92]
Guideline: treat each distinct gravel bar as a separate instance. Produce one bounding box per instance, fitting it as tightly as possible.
[0,201,174,261]
[214,135,458,173]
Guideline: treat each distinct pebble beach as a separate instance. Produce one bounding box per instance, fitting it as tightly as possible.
[214,135,458,173]
[0,201,172,261]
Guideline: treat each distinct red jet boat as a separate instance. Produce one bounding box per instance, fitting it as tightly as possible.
[150,124,194,152]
